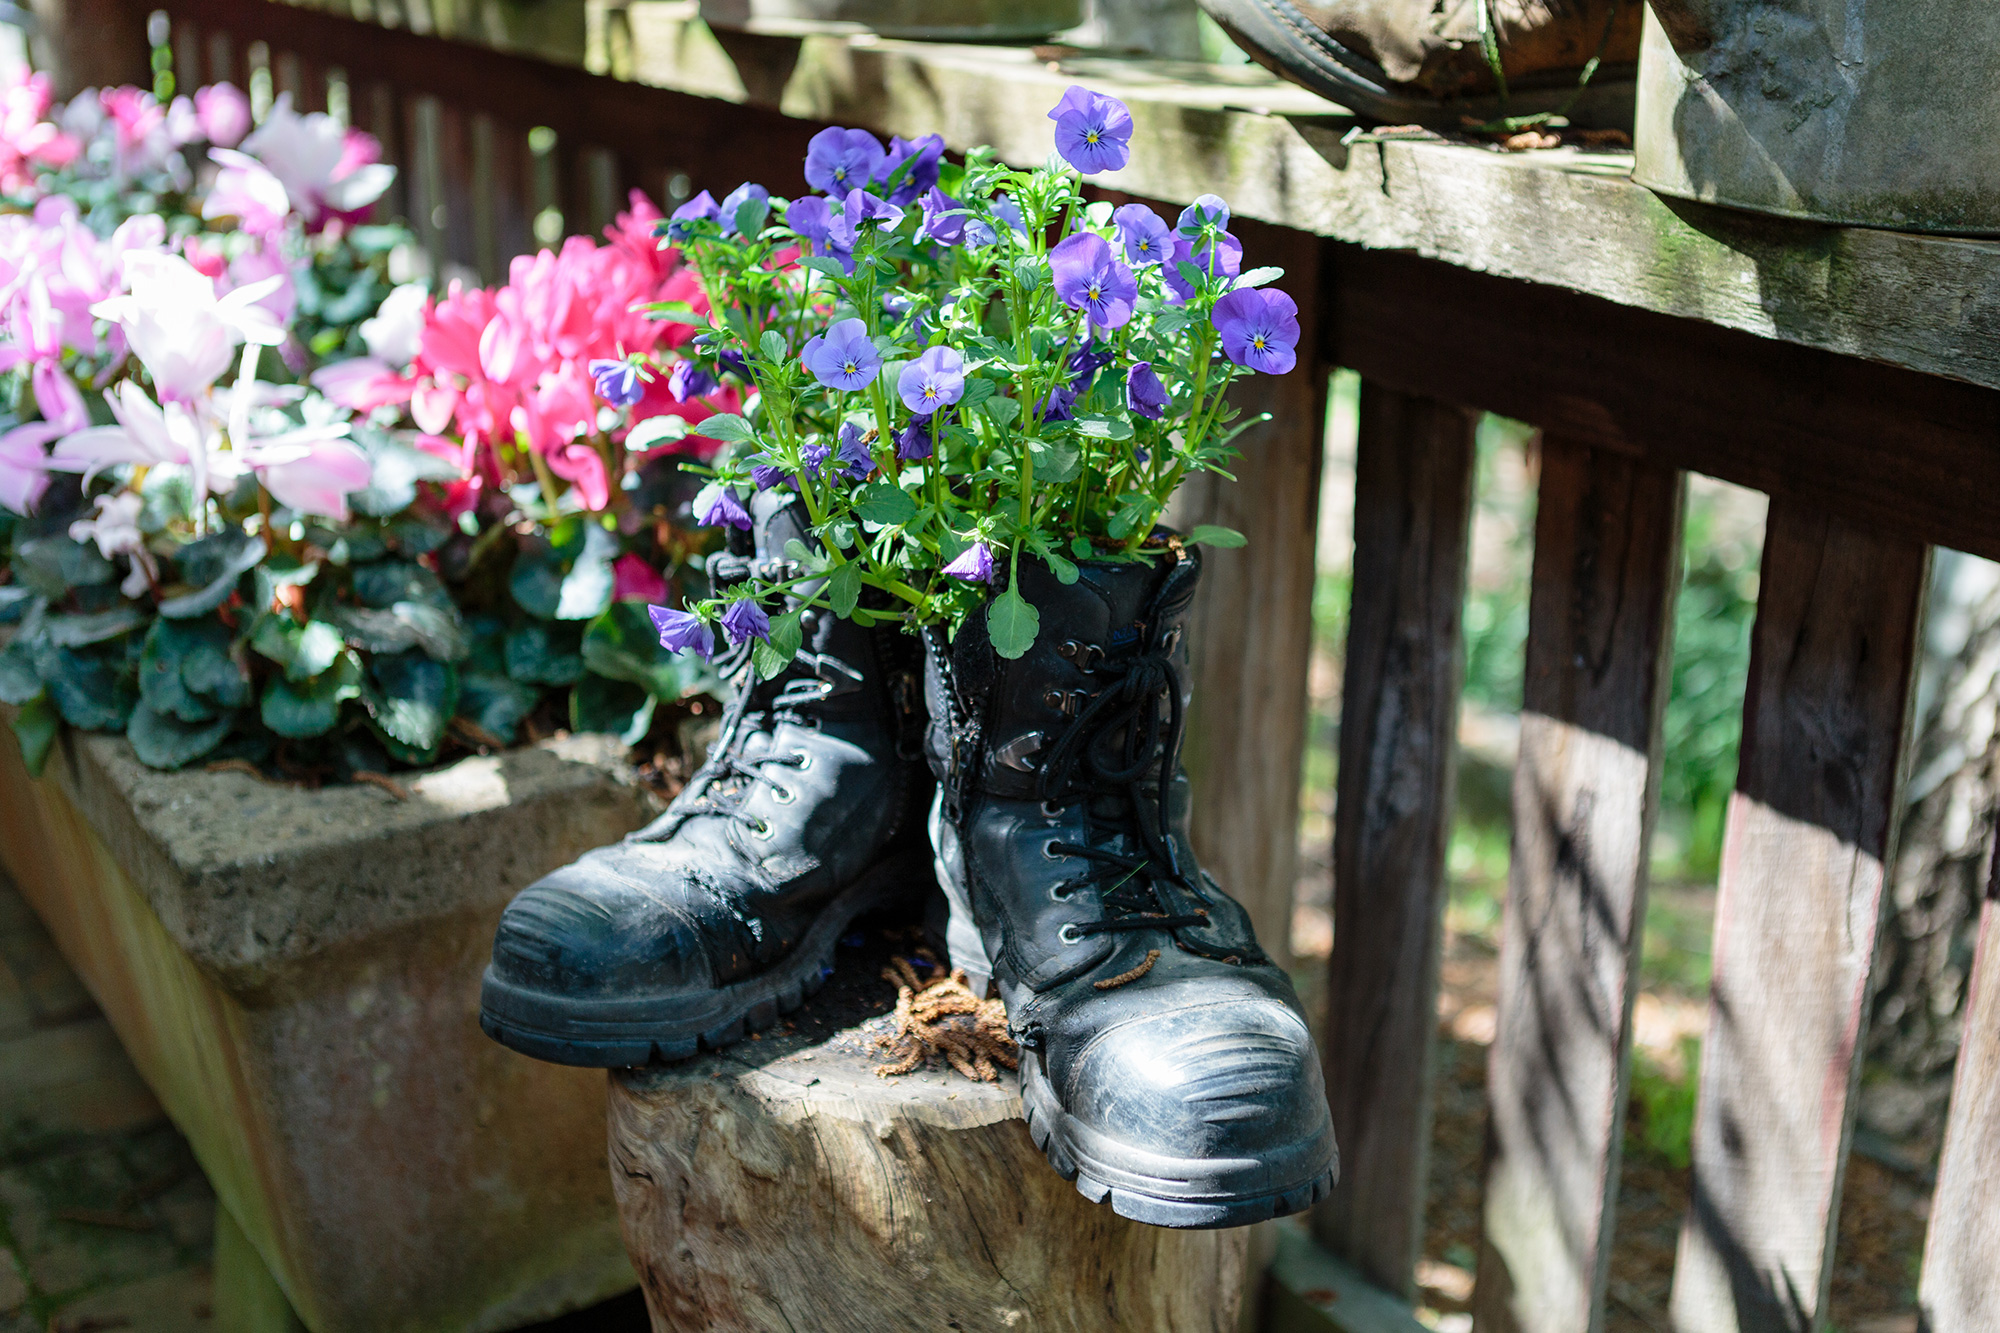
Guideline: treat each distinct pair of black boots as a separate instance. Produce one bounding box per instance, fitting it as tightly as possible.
[479,494,1337,1229]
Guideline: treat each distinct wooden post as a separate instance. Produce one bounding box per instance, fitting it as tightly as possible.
[1668,502,1928,1333]
[27,0,152,96]
[1472,440,1685,1333]
[1313,383,1477,1297]
[1915,846,2000,1332]
[1170,220,1327,973]
[608,1033,1249,1333]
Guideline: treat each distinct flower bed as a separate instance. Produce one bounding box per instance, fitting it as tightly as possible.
[0,67,728,781]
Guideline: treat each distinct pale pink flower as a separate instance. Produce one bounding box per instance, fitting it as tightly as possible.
[226,242,297,327]
[310,357,413,412]
[242,424,372,521]
[204,148,291,234]
[50,382,216,490]
[194,82,251,148]
[91,251,285,402]
[0,420,59,514]
[240,94,394,225]
[359,282,428,366]
[0,70,78,192]
[68,491,159,596]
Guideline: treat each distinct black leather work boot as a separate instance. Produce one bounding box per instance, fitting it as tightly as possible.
[480,491,932,1067]
[925,542,1337,1228]
[1198,0,1641,128]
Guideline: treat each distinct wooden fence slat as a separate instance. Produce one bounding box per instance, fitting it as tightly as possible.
[1916,851,2000,1332]
[1168,220,1328,977]
[1471,440,1686,1333]
[1668,502,1929,1333]
[1314,383,1478,1298]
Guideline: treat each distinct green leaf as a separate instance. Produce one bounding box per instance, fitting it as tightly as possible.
[826,561,862,618]
[693,413,757,443]
[364,651,460,761]
[508,546,565,620]
[800,256,850,282]
[348,429,462,518]
[38,645,135,731]
[261,653,363,739]
[504,623,584,685]
[160,532,265,619]
[325,602,468,661]
[855,482,918,526]
[138,618,235,722]
[624,415,689,451]
[1234,266,1284,290]
[1075,415,1134,441]
[352,559,451,610]
[13,536,113,598]
[960,377,996,412]
[0,642,41,705]
[1108,492,1156,540]
[11,694,56,777]
[980,397,1021,430]
[126,702,234,769]
[986,587,1040,660]
[456,671,541,745]
[45,607,148,648]
[1187,524,1249,549]
[581,603,697,701]
[646,301,705,327]
[570,671,653,743]
[758,329,788,363]
[1026,440,1081,485]
[510,523,618,624]
[736,195,773,241]
[1070,536,1096,560]
[751,609,805,680]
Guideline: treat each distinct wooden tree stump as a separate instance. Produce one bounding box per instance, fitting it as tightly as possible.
[606,940,1249,1333]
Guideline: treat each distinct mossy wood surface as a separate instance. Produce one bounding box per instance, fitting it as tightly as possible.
[0,724,653,1332]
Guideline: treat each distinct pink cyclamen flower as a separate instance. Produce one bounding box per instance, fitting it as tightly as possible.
[613,554,670,604]
[91,251,286,403]
[204,148,292,234]
[245,428,373,521]
[0,71,79,192]
[0,420,60,514]
[195,82,252,147]
[240,93,395,225]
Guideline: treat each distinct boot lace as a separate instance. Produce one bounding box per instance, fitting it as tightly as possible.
[637,640,817,840]
[1032,646,1210,937]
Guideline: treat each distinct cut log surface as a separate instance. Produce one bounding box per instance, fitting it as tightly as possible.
[607,939,1248,1333]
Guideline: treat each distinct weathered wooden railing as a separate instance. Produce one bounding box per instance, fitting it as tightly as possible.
[86,1,2000,1328]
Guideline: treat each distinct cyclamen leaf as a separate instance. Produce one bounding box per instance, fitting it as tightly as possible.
[0,643,41,706]
[855,482,918,526]
[693,414,757,443]
[456,671,540,745]
[1187,524,1249,549]
[126,702,233,770]
[10,695,56,777]
[570,672,653,743]
[986,586,1040,661]
[826,561,862,618]
[365,651,460,761]
[45,607,147,647]
[261,654,362,739]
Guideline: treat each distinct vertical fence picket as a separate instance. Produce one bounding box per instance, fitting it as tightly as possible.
[172,16,202,94]
[1315,384,1478,1298]
[1168,222,1328,976]
[1915,848,2000,1331]
[1471,440,1685,1333]
[204,28,236,87]
[1668,503,1928,1333]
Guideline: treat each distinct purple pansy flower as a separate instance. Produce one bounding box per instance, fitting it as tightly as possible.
[1176,194,1230,237]
[1162,232,1244,304]
[785,195,853,273]
[666,190,720,240]
[917,186,967,245]
[697,332,750,379]
[668,361,718,403]
[877,133,944,204]
[720,182,771,238]
[944,542,995,584]
[882,290,926,337]
[801,318,882,391]
[721,598,772,646]
[1212,288,1300,375]
[589,358,643,408]
[751,460,793,491]
[897,346,966,414]
[833,421,874,481]
[649,605,715,659]
[1126,361,1170,419]
[804,127,887,194]
[697,483,752,530]
[992,194,1026,235]
[1048,85,1132,174]
[1039,382,1079,423]
[801,439,832,474]
[1049,232,1138,333]
[1113,203,1171,267]
[1066,344,1114,395]
[897,412,940,461]
[829,188,904,252]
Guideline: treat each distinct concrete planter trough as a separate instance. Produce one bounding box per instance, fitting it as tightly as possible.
[0,722,655,1332]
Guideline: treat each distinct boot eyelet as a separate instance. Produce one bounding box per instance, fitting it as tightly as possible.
[1040,800,1064,819]
[751,819,774,839]
[1050,883,1074,902]
[1057,923,1085,945]
[1042,838,1063,860]
[791,749,813,771]
[772,787,796,805]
